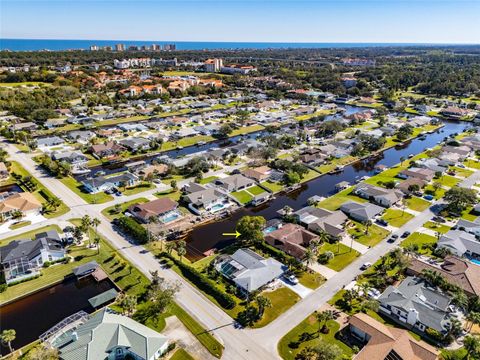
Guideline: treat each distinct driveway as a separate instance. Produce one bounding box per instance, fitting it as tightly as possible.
[280,278,312,298]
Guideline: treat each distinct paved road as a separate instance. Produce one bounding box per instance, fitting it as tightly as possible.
[3,141,479,359]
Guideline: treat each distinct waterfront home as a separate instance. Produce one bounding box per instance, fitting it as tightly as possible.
[137,163,169,178]
[398,167,435,182]
[340,201,384,223]
[353,183,403,207]
[128,198,180,223]
[441,106,469,119]
[119,137,151,152]
[0,192,42,221]
[0,162,9,180]
[397,178,427,194]
[441,145,472,158]
[348,313,439,360]
[406,256,480,298]
[415,158,448,174]
[172,127,199,139]
[214,248,287,294]
[243,166,272,182]
[57,308,169,360]
[0,231,65,282]
[264,223,319,259]
[82,173,138,194]
[90,141,126,159]
[52,151,89,166]
[378,276,454,335]
[118,123,149,132]
[183,184,230,215]
[215,174,256,192]
[299,148,327,165]
[293,206,348,238]
[36,136,65,149]
[438,230,480,258]
[10,121,38,132]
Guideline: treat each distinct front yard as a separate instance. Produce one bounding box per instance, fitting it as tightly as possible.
[347,222,390,247]
[381,208,414,228]
[101,198,149,221]
[251,287,301,328]
[405,196,431,211]
[423,221,451,234]
[318,242,360,271]
[400,232,437,255]
[60,176,113,204]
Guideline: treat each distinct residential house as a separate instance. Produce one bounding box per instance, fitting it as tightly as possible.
[398,178,427,195]
[0,230,65,282]
[0,162,9,180]
[353,183,403,207]
[52,151,89,167]
[415,158,449,174]
[438,230,480,258]
[406,256,480,298]
[45,118,67,128]
[243,166,272,182]
[299,148,326,165]
[57,308,169,360]
[441,106,469,119]
[378,276,454,335]
[455,218,480,237]
[119,137,151,152]
[172,128,199,139]
[183,183,230,215]
[215,174,256,192]
[67,130,96,144]
[398,167,435,182]
[36,136,65,149]
[82,173,138,193]
[264,223,319,259]
[0,192,42,221]
[348,313,439,360]
[340,201,384,223]
[137,163,169,178]
[215,248,286,293]
[128,198,180,223]
[293,206,347,238]
[10,122,38,131]
[90,142,126,159]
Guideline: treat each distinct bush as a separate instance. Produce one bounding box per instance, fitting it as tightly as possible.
[162,253,235,309]
[426,327,444,342]
[0,284,7,293]
[43,261,51,268]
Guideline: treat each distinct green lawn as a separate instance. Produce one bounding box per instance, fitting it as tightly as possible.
[8,220,32,230]
[198,176,219,184]
[465,159,480,169]
[278,316,353,360]
[405,197,431,212]
[301,169,321,183]
[252,287,300,328]
[424,185,446,199]
[381,209,414,228]
[122,182,155,196]
[317,188,367,211]
[261,180,284,193]
[297,271,326,290]
[0,81,50,87]
[423,221,451,234]
[60,176,113,204]
[347,222,390,247]
[101,198,149,221]
[450,167,474,178]
[154,189,182,201]
[438,175,460,188]
[318,242,360,272]
[161,175,185,185]
[170,348,195,360]
[400,232,437,255]
[247,185,267,195]
[231,190,253,204]
[230,124,264,136]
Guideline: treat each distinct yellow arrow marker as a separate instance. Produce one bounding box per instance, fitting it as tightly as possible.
[222,230,241,238]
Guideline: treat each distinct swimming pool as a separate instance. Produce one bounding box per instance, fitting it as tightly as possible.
[162,212,180,223]
[263,226,278,234]
[469,257,480,266]
[210,203,230,213]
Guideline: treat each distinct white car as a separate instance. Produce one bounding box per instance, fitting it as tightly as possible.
[360,262,372,270]
[285,274,299,285]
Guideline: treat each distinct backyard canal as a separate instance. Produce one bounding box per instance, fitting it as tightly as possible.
[184,120,468,260]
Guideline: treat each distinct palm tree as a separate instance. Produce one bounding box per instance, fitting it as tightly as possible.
[315,310,335,333]
[466,311,480,332]
[176,240,187,262]
[92,217,101,240]
[165,241,176,255]
[147,216,159,243]
[421,269,444,287]
[400,156,406,166]
[94,236,100,254]
[81,215,92,247]
[451,289,468,309]
[463,335,480,360]
[364,220,372,235]
[1,329,16,353]
[255,295,272,319]
[303,248,316,271]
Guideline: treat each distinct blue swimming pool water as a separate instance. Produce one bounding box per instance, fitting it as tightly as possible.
[469,257,480,266]
[162,213,179,223]
[210,204,225,212]
[263,226,278,234]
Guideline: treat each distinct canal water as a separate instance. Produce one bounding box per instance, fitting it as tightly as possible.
[185,120,468,260]
[0,277,115,355]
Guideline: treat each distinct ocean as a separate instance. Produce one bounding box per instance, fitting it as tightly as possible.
[0,38,435,51]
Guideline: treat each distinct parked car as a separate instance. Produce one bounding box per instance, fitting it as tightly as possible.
[432,216,446,223]
[387,237,397,243]
[284,274,299,285]
[401,231,411,238]
[423,194,434,201]
[376,219,389,226]
[360,262,372,270]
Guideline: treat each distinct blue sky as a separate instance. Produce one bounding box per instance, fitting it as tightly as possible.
[1,0,479,43]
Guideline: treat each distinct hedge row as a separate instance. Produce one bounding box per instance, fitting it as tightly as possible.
[255,241,300,267]
[116,216,148,244]
[162,252,235,309]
